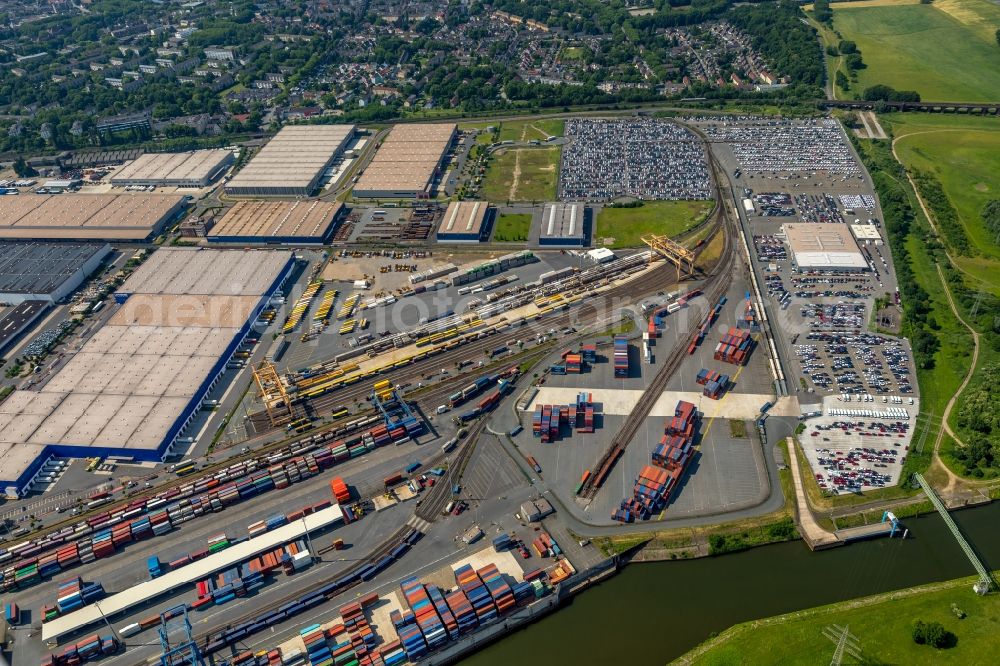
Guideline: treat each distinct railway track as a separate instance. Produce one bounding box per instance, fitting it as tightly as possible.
[415,421,486,522]
[195,522,417,655]
[580,147,739,500]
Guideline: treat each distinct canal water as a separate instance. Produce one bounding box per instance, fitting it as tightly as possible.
[465,503,1000,665]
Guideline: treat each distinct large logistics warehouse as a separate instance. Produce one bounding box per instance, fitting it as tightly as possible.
[224,125,356,197]
[436,201,489,242]
[782,223,868,272]
[352,123,456,199]
[0,247,294,498]
[208,200,344,245]
[0,194,185,241]
[538,203,587,247]
[0,242,111,304]
[111,149,234,188]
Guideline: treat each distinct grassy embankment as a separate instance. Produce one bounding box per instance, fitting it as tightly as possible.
[677,571,1000,665]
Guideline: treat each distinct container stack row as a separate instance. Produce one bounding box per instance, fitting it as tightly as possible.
[614,400,699,523]
[200,530,421,657]
[529,531,562,558]
[53,577,104,616]
[0,424,392,593]
[613,335,629,378]
[715,326,753,366]
[39,634,118,666]
[703,373,730,400]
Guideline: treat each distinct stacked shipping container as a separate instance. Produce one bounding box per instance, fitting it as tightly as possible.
[613,335,629,378]
[613,400,699,523]
[715,326,753,366]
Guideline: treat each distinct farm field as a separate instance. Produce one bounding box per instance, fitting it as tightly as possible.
[682,573,1000,665]
[492,213,531,242]
[888,113,1000,294]
[595,200,711,249]
[479,147,560,203]
[830,0,1000,102]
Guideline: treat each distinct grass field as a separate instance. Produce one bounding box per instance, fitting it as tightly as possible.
[496,119,565,143]
[479,147,560,203]
[492,213,531,242]
[884,114,1000,477]
[681,573,1000,665]
[888,113,1000,292]
[596,200,712,249]
[829,0,1000,102]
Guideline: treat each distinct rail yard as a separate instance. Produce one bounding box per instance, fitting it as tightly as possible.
[0,112,919,666]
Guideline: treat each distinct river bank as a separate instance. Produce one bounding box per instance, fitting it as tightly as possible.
[674,571,1000,665]
[462,499,1000,666]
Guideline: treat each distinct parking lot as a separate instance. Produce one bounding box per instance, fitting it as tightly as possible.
[560,118,712,201]
[699,117,863,177]
[798,395,919,491]
[703,115,920,490]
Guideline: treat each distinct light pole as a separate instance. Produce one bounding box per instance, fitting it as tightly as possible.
[93,601,120,643]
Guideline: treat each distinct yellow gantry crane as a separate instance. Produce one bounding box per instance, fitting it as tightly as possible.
[642,233,695,281]
[252,360,294,428]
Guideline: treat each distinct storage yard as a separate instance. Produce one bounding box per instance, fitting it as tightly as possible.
[0,113,924,666]
[353,124,456,199]
[559,118,711,201]
[225,125,356,197]
[0,194,185,241]
[706,114,918,489]
[208,201,345,245]
[0,243,111,304]
[110,150,234,188]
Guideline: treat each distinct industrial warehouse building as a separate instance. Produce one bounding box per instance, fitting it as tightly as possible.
[0,242,111,304]
[783,223,868,272]
[208,200,344,245]
[0,194,186,241]
[353,123,456,199]
[538,203,588,247]
[0,247,293,497]
[111,149,234,188]
[436,201,490,242]
[224,125,355,197]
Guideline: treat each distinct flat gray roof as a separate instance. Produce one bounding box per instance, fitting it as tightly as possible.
[226,125,355,193]
[438,201,488,237]
[0,242,108,295]
[540,203,586,240]
[111,149,233,184]
[209,200,342,241]
[0,194,184,240]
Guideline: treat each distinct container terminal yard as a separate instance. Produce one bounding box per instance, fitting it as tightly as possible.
[0,114,920,666]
